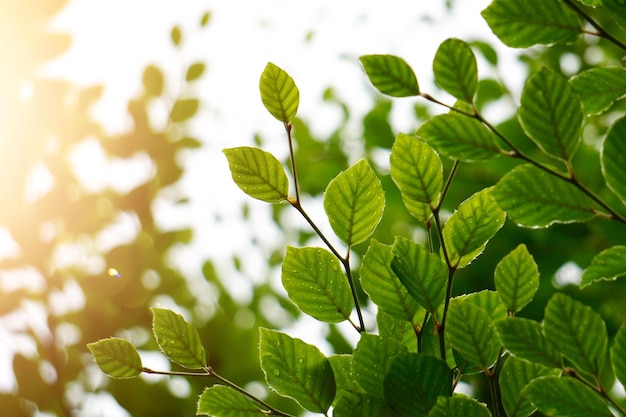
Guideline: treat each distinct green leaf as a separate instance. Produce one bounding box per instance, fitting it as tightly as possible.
[433,38,478,103]
[87,338,142,379]
[170,98,199,122]
[446,300,501,370]
[259,329,335,413]
[390,133,442,220]
[543,293,607,376]
[494,317,562,368]
[519,68,582,161]
[282,246,353,323]
[361,240,421,322]
[151,308,206,369]
[333,391,395,417]
[417,113,502,161]
[611,322,626,388]
[352,334,408,398]
[200,11,211,27]
[359,54,420,97]
[500,356,559,417]
[171,25,182,46]
[259,62,299,123]
[328,355,356,392]
[493,164,596,227]
[223,146,289,203]
[522,377,613,417]
[377,311,420,353]
[601,115,626,203]
[391,236,448,314]
[462,290,507,323]
[575,0,603,5]
[570,67,626,114]
[197,386,265,416]
[581,245,626,288]
[481,0,582,48]
[428,394,491,417]
[324,159,385,247]
[142,65,164,96]
[442,188,506,268]
[185,62,206,82]
[383,353,452,416]
[494,244,539,313]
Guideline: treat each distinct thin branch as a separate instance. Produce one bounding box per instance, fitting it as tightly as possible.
[285,122,301,202]
[562,0,626,52]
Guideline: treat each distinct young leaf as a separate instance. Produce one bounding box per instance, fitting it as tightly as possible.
[259,328,335,413]
[185,62,206,82]
[493,164,596,227]
[324,159,385,247]
[442,188,506,268]
[151,308,206,369]
[417,113,502,161]
[197,385,265,416]
[359,54,420,97]
[391,236,448,314]
[611,322,626,388]
[383,353,452,416]
[142,65,164,96]
[376,311,420,353]
[390,133,442,219]
[361,240,421,322]
[522,377,613,417]
[570,67,626,115]
[446,301,501,370]
[259,62,299,123]
[87,338,142,379]
[543,293,607,376]
[433,38,478,103]
[601,115,626,203]
[518,68,582,161]
[494,317,562,368]
[462,290,507,323]
[170,98,199,122]
[581,245,626,288]
[429,394,492,417]
[494,244,539,313]
[352,334,408,398]
[223,146,289,203]
[481,0,582,48]
[281,246,353,323]
[500,356,560,417]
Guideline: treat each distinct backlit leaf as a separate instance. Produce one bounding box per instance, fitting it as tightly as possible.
[417,113,502,161]
[611,322,626,388]
[442,188,506,268]
[87,338,142,379]
[428,394,491,417]
[500,356,559,417]
[324,159,385,247]
[170,98,199,122]
[259,329,335,413]
[186,62,206,82]
[391,236,448,313]
[493,164,596,227]
[570,67,626,114]
[522,377,613,417]
[433,38,478,103]
[581,245,626,288]
[601,115,626,203]
[333,391,395,417]
[282,246,353,323]
[223,146,289,203]
[359,54,420,97]
[519,68,582,161]
[352,334,408,398]
[152,308,206,369]
[543,293,607,376]
[494,317,562,368]
[259,62,299,123]
[462,290,507,323]
[481,0,582,48]
[494,244,539,312]
[197,386,264,416]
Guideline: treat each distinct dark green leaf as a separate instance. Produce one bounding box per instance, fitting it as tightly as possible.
[433,38,478,103]
[481,0,582,48]
[611,322,626,388]
[333,391,395,417]
[223,146,289,203]
[259,62,299,123]
[324,159,385,247]
[494,244,539,312]
[87,338,142,379]
[601,115,626,203]
[575,0,603,7]
[142,65,164,96]
[417,113,502,161]
[522,377,613,417]
[428,394,491,417]
[581,245,626,288]
[442,188,506,268]
[493,164,596,227]
[170,98,199,122]
[186,62,206,82]
[376,311,420,352]
[151,308,206,369]
[519,68,582,161]
[570,67,626,114]
[359,54,420,97]
[543,293,607,376]
[352,334,407,398]
[383,353,452,416]
[197,386,264,416]
[259,329,335,413]
[500,356,559,417]
[494,317,562,368]
[391,236,448,313]
[282,246,353,323]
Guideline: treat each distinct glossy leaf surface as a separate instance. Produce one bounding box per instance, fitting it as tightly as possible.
[87,338,142,379]
[570,67,626,114]
[581,245,626,288]
[359,54,420,97]
[494,244,539,312]
[197,386,264,416]
[259,62,299,123]
[152,308,206,369]
[433,38,478,103]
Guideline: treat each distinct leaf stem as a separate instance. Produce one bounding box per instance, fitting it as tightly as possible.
[562,0,626,52]
[285,122,301,203]
[565,367,626,416]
